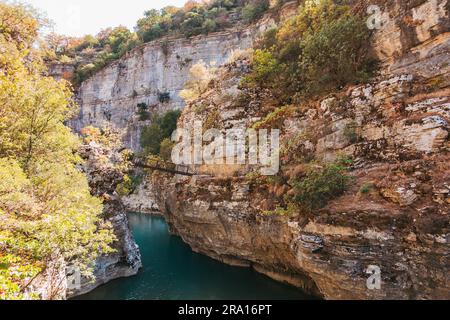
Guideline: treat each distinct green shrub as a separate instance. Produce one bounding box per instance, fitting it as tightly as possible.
[242,49,280,88]
[252,105,296,130]
[158,91,171,103]
[242,0,270,23]
[141,122,163,155]
[116,173,144,196]
[193,102,208,114]
[245,0,377,102]
[159,138,175,161]
[204,109,221,131]
[359,183,375,195]
[142,24,165,42]
[137,103,151,121]
[159,109,182,137]
[289,159,351,210]
[140,110,181,157]
[299,13,375,96]
[262,203,299,216]
[202,19,217,33]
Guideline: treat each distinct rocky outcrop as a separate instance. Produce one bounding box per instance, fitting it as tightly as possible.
[153,64,449,299]
[25,256,68,300]
[68,4,300,150]
[69,0,450,152]
[122,176,160,214]
[371,0,450,78]
[67,141,142,298]
[149,1,450,297]
[47,62,75,82]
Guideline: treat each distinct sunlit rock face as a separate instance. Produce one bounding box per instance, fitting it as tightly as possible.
[371,0,450,77]
[153,65,449,299]
[70,29,258,151]
[122,178,160,215]
[70,0,450,152]
[149,1,450,300]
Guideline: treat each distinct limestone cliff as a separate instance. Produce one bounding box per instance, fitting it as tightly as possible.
[151,0,450,300]
[122,176,160,214]
[70,29,255,151]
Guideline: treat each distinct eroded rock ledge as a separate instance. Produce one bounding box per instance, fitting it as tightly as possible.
[152,71,449,299]
[67,0,449,300]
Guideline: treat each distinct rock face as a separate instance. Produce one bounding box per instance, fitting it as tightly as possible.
[47,62,75,82]
[70,29,257,151]
[69,0,450,151]
[26,256,68,300]
[67,141,142,298]
[149,0,450,299]
[153,65,449,299]
[371,0,450,78]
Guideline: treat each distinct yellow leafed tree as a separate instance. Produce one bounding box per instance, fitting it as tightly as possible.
[0,2,114,300]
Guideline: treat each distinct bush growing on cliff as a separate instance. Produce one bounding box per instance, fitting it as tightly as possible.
[137,103,151,121]
[288,159,352,210]
[140,110,181,157]
[136,0,271,41]
[0,3,115,299]
[243,0,377,102]
[116,173,143,196]
[159,138,176,162]
[158,91,171,103]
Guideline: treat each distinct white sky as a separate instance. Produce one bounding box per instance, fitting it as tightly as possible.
[24,0,188,37]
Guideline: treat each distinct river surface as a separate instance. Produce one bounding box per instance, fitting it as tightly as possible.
[79,213,313,300]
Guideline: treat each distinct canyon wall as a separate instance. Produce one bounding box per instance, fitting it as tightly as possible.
[70,0,450,152]
[67,141,142,298]
[372,0,450,77]
[151,0,450,300]
[70,29,257,151]
[153,69,449,299]
[68,1,301,151]
[69,0,450,300]
[60,0,299,299]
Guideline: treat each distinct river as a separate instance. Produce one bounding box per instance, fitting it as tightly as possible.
[78,213,313,300]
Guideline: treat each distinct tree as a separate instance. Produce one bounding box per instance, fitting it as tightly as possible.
[140,110,181,157]
[180,61,216,101]
[244,0,376,102]
[159,138,175,161]
[0,2,114,300]
[106,26,133,56]
[241,0,270,23]
[140,122,163,155]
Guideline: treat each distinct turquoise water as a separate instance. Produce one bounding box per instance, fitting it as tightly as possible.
[78,213,312,300]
